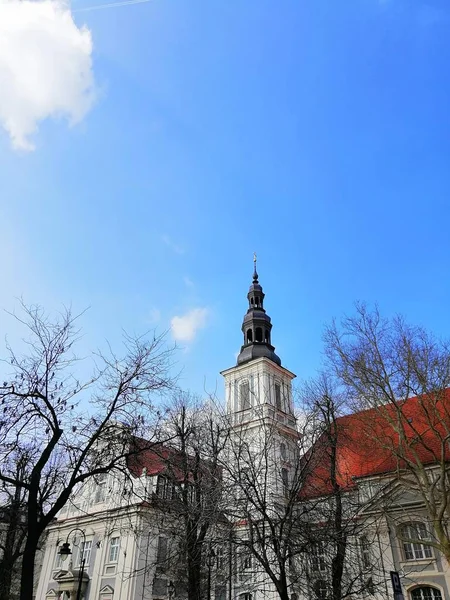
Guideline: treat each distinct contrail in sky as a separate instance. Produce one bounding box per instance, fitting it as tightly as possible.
[73,0,151,13]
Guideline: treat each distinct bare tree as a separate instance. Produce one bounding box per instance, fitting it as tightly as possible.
[324,302,450,563]
[0,454,28,600]
[0,302,175,600]
[300,375,384,600]
[135,393,228,600]
[222,404,314,600]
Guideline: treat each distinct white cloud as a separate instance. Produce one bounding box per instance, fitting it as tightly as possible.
[171,308,208,343]
[161,235,185,255]
[183,276,194,288]
[0,0,96,151]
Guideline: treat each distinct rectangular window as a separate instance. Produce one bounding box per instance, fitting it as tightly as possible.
[95,473,107,503]
[216,546,224,570]
[240,382,250,410]
[275,384,282,410]
[157,537,168,566]
[402,523,433,560]
[108,537,120,563]
[360,536,371,570]
[242,550,252,570]
[310,542,326,572]
[156,476,175,500]
[54,548,63,570]
[281,468,289,492]
[79,540,92,566]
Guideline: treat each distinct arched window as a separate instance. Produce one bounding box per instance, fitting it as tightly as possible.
[255,327,263,342]
[400,522,432,560]
[411,587,442,600]
[280,442,287,461]
[246,329,253,343]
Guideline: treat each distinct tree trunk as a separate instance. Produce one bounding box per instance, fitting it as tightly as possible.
[19,532,39,600]
[274,577,290,600]
[0,498,24,600]
[187,553,202,600]
[0,559,15,600]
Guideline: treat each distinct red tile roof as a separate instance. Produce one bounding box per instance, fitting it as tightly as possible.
[127,439,218,481]
[301,389,450,499]
[127,440,179,478]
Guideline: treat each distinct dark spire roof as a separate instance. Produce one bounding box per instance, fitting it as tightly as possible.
[236,257,281,366]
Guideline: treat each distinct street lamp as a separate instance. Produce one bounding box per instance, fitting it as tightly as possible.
[58,527,86,600]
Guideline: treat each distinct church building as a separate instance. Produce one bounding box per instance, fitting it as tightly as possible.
[35,263,450,600]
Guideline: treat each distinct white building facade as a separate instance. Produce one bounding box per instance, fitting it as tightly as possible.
[35,263,450,600]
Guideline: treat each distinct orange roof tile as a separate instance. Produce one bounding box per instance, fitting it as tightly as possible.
[301,389,450,499]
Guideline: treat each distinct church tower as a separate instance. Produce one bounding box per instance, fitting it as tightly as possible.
[221,257,298,496]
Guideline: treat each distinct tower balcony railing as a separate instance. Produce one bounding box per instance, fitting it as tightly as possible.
[230,405,296,429]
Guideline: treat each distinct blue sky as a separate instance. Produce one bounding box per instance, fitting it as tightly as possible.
[1,0,450,397]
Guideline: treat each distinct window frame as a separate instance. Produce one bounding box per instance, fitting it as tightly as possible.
[108,536,120,564]
[240,381,250,411]
[410,586,443,600]
[94,473,108,504]
[400,522,433,561]
[156,536,168,568]
[275,383,282,411]
[310,542,327,573]
[359,535,371,570]
[79,540,92,566]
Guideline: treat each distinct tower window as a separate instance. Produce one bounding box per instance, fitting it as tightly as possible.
[281,468,289,490]
[275,384,282,410]
[265,329,270,343]
[280,442,287,461]
[255,327,263,342]
[240,382,250,410]
[247,329,253,343]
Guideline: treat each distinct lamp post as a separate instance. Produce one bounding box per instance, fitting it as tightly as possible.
[58,527,86,600]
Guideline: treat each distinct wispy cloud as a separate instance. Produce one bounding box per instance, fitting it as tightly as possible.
[0,0,96,151]
[73,0,151,13]
[145,307,161,326]
[161,234,185,255]
[183,276,194,288]
[171,308,208,343]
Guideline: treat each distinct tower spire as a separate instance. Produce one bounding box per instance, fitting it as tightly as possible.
[253,252,258,283]
[236,257,281,366]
